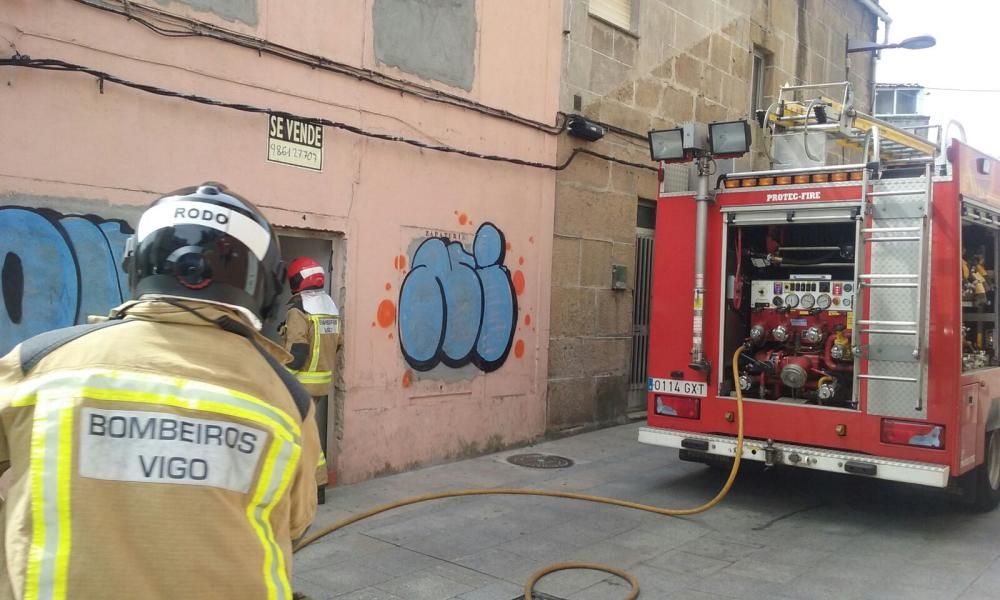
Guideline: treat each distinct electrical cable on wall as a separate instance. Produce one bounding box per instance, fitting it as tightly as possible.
[0,56,655,172]
[71,0,649,142]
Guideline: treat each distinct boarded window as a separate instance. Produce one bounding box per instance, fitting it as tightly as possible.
[373,0,477,91]
[590,0,633,31]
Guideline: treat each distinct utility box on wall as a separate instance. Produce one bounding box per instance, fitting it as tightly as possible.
[611,264,628,290]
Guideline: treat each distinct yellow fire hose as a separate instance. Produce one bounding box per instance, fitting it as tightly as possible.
[294,347,747,599]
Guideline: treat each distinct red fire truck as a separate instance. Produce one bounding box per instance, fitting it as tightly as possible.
[639,82,1000,510]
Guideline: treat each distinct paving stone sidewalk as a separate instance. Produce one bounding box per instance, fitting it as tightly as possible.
[293,423,1000,600]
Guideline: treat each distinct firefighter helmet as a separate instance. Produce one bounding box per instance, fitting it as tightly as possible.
[288,256,326,294]
[125,183,285,324]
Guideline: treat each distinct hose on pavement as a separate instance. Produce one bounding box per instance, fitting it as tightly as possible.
[294,346,748,599]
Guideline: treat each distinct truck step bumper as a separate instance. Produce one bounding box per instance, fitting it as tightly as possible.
[638,426,950,488]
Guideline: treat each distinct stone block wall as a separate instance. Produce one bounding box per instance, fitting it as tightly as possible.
[547,0,879,431]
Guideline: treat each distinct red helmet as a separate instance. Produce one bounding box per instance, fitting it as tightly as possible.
[288,256,325,293]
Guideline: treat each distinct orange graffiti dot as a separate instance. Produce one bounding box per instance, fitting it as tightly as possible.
[529,236,534,243]
[385,282,392,291]
[402,370,413,388]
[525,314,532,326]
[377,299,396,328]
[513,270,526,296]
[393,255,407,271]
[514,340,525,358]
[458,212,469,225]
[388,333,394,339]
[518,257,524,265]
[505,241,512,251]
[371,321,376,327]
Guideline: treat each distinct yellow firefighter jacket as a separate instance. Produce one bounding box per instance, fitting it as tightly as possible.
[0,300,321,600]
[280,291,341,398]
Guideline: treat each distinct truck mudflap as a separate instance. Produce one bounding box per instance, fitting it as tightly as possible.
[638,426,950,488]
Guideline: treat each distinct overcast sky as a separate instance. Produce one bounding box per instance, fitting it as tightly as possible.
[876,0,1000,156]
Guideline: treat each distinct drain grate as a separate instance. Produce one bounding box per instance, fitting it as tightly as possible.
[506,453,574,469]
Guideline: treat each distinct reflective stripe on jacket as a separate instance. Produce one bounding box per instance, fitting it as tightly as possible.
[0,301,321,600]
[281,299,340,398]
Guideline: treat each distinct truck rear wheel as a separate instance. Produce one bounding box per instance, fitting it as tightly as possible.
[969,429,1000,512]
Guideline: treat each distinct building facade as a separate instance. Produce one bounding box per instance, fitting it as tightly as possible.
[875,83,933,138]
[1,0,562,483]
[547,0,882,432]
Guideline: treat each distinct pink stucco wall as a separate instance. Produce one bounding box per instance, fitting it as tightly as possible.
[0,0,561,483]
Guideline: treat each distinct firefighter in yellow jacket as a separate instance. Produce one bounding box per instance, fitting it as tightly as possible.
[279,257,340,503]
[0,184,321,600]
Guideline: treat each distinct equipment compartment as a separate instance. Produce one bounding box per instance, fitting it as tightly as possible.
[722,222,858,409]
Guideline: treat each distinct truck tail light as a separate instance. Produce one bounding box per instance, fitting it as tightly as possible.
[655,395,700,419]
[881,419,944,449]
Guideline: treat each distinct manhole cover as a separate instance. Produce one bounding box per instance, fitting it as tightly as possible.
[506,453,574,469]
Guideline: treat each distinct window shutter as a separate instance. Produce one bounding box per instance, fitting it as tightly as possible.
[589,0,632,31]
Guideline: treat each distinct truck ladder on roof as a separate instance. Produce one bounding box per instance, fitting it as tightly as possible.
[765,81,940,166]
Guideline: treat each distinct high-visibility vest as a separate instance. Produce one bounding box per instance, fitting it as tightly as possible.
[281,292,341,397]
[0,300,322,600]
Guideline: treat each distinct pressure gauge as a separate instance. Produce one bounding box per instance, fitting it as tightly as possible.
[800,293,815,309]
[817,293,832,310]
[842,297,852,308]
[785,293,799,308]
[772,296,784,308]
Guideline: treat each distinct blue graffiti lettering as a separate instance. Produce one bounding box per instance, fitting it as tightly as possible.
[0,207,133,356]
[398,223,516,372]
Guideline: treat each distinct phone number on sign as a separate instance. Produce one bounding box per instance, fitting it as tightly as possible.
[269,142,319,163]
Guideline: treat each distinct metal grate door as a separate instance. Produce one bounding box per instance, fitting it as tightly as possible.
[628,231,655,411]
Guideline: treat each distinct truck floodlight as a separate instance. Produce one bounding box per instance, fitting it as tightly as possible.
[708,120,752,157]
[647,128,686,161]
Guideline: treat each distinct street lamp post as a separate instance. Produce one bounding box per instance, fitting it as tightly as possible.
[847,35,937,54]
[846,34,936,115]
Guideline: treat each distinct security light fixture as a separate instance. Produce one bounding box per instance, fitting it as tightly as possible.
[708,120,752,158]
[847,35,937,54]
[566,115,606,142]
[647,128,685,162]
